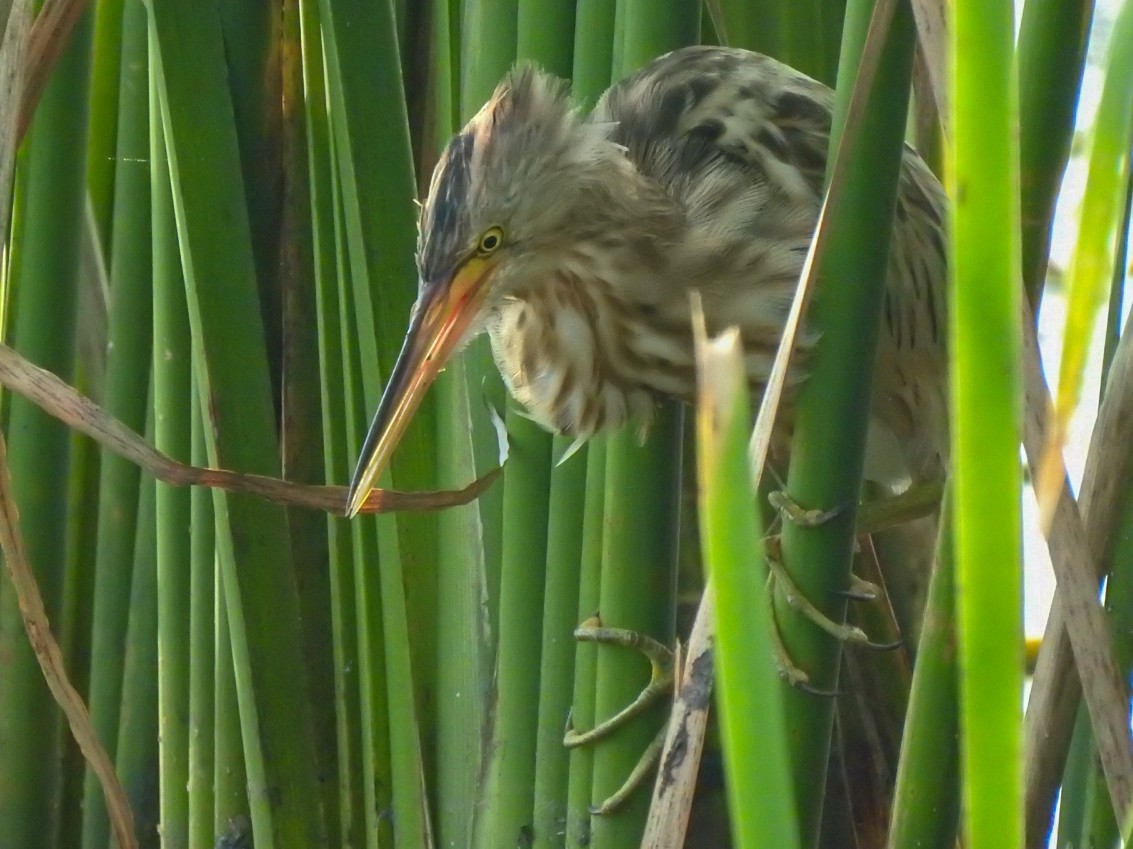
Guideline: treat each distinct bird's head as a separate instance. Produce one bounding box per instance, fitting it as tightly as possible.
[344,65,635,516]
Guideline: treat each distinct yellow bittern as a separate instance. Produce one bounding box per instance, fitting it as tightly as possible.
[344,43,949,829]
[345,46,947,517]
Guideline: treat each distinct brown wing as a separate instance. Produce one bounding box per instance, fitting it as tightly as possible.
[593,45,949,482]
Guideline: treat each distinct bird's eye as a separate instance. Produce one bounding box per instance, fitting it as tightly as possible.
[477,226,504,255]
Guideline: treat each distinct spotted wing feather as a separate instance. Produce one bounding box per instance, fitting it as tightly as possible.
[592,46,948,482]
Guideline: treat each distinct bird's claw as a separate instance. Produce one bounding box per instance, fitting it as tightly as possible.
[564,623,674,748]
[768,490,847,527]
[764,542,874,646]
[767,597,840,697]
[564,620,675,813]
[763,536,903,691]
[587,729,666,816]
[833,573,881,602]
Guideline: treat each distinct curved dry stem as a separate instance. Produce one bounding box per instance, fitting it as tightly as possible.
[0,430,138,849]
[1023,306,1133,842]
[0,342,501,515]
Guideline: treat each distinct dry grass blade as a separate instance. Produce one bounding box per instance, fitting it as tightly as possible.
[1024,307,1133,845]
[1020,306,1133,824]
[909,0,948,138]
[17,0,86,140]
[0,342,500,515]
[0,0,31,248]
[0,429,138,849]
[640,587,714,849]
[701,0,729,47]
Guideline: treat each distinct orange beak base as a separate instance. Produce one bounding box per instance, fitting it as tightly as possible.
[344,258,494,517]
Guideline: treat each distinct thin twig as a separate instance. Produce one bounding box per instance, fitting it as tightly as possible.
[1021,308,1133,820]
[0,429,138,849]
[17,0,87,140]
[0,0,31,248]
[0,342,501,514]
[1023,305,1133,845]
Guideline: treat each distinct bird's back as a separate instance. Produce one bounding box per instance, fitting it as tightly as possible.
[592,46,949,485]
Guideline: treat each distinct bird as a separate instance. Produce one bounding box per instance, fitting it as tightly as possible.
[344,45,948,520]
[343,44,951,843]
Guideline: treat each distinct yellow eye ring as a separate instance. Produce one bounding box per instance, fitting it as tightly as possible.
[477,226,504,255]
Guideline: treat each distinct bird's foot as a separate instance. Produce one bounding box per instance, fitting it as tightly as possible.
[768,489,847,527]
[587,729,666,816]
[764,537,903,693]
[855,481,945,534]
[564,618,674,814]
[834,572,883,602]
[766,592,839,696]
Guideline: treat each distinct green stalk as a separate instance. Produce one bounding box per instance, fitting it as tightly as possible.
[584,7,694,847]
[149,2,325,844]
[1050,0,1133,483]
[299,2,365,844]
[453,0,515,648]
[561,25,613,842]
[779,0,834,83]
[617,0,698,71]
[697,331,799,849]
[1013,0,1096,838]
[713,0,780,55]
[151,38,192,846]
[1057,707,1096,849]
[58,414,100,848]
[1101,176,1132,391]
[217,0,282,358]
[518,0,574,76]
[336,194,395,849]
[477,5,583,844]
[211,524,248,839]
[477,407,553,847]
[319,2,437,844]
[279,1,337,839]
[188,386,218,848]
[115,470,159,848]
[888,495,960,849]
[533,445,589,849]
[455,5,542,848]
[86,0,125,256]
[0,12,92,848]
[565,442,607,849]
[81,4,152,843]
[589,418,681,847]
[1017,0,1095,302]
[572,0,615,107]
[949,0,1024,847]
[350,524,396,849]
[428,1,498,844]
[776,3,915,843]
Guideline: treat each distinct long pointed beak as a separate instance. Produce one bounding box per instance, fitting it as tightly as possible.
[344,257,497,517]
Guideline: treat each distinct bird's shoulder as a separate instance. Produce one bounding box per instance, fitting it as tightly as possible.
[591,46,835,201]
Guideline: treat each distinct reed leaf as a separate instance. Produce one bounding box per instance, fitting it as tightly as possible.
[949,1,1024,847]
[696,327,799,849]
[0,12,92,848]
[775,2,914,842]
